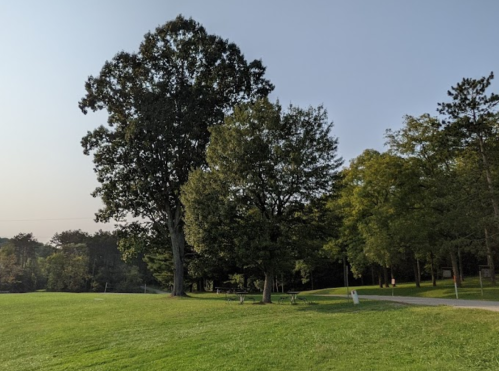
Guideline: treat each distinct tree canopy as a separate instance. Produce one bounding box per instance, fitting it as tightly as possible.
[79,15,273,296]
[182,99,342,302]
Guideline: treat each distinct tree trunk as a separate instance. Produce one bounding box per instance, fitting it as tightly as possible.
[413,259,420,288]
[430,252,437,287]
[457,247,464,282]
[378,267,383,288]
[170,226,186,297]
[383,266,389,288]
[485,227,496,285]
[262,270,273,303]
[450,249,462,287]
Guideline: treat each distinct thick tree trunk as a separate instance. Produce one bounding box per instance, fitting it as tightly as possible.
[485,227,496,285]
[170,226,186,297]
[413,259,421,288]
[383,266,389,288]
[262,270,274,303]
[450,249,462,287]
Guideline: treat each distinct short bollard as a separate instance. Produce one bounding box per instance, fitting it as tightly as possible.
[351,290,360,305]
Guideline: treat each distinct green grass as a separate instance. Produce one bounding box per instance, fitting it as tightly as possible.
[2,292,499,370]
[311,276,499,301]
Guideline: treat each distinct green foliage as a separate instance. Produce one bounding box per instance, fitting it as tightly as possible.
[183,99,342,301]
[46,244,89,292]
[79,15,273,296]
[0,243,22,291]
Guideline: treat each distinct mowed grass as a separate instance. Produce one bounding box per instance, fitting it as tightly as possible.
[2,292,499,371]
[312,276,499,301]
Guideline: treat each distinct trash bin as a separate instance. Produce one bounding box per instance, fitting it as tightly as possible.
[351,290,360,305]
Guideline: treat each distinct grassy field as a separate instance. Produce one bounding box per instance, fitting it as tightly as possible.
[1,292,499,370]
[312,276,499,301]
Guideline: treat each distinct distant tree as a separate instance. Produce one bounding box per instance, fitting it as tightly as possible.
[0,243,22,291]
[50,230,89,247]
[11,233,38,269]
[79,15,273,296]
[182,99,342,303]
[46,243,89,292]
[8,233,46,291]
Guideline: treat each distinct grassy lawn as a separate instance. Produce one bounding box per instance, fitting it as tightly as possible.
[311,276,499,301]
[2,292,499,370]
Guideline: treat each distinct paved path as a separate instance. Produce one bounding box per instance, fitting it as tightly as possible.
[327,294,499,312]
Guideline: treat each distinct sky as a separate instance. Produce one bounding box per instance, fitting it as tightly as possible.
[1,0,499,242]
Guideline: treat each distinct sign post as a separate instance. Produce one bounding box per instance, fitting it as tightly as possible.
[453,276,459,299]
[391,278,396,297]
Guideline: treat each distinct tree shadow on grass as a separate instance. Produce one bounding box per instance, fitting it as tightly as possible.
[292,296,413,314]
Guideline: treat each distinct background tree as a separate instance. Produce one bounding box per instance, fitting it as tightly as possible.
[438,73,499,283]
[182,99,342,302]
[0,243,22,291]
[46,243,89,292]
[79,15,273,296]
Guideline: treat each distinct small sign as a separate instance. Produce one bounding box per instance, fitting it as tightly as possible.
[442,269,452,278]
[391,278,396,286]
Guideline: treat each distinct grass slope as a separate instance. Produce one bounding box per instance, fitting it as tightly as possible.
[312,276,499,301]
[1,292,499,371]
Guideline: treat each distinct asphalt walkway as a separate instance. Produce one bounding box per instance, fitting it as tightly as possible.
[328,294,499,312]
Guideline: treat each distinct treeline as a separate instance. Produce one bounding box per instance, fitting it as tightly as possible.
[328,73,499,287]
[0,231,148,293]
[178,73,499,292]
[8,16,493,298]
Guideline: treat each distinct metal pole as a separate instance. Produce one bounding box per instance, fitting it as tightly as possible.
[345,258,349,298]
[453,276,459,299]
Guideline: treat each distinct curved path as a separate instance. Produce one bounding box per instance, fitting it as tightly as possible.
[327,294,499,312]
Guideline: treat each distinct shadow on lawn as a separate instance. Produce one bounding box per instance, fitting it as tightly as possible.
[287,295,413,315]
[176,293,416,314]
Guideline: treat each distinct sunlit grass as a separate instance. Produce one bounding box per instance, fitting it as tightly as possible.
[311,276,499,301]
[2,292,499,370]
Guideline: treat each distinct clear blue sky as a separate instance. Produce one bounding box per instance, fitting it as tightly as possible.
[1,0,498,242]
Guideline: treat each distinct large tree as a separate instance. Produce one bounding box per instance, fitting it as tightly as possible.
[182,99,342,303]
[437,73,499,283]
[79,16,273,296]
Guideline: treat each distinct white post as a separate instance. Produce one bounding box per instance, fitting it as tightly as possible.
[453,276,459,299]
